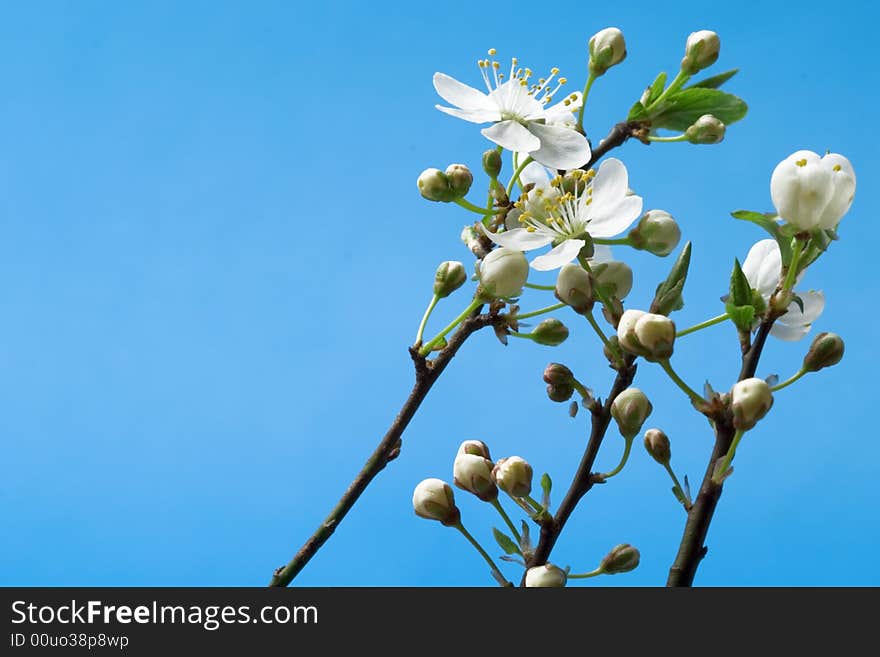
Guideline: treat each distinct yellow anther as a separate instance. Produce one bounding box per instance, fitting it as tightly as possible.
[833,164,842,172]
[551,67,559,74]
[795,158,807,167]
[520,80,527,86]
[563,99,571,106]
[499,73,505,80]
[512,57,518,66]
[525,68,532,77]
[488,48,497,55]
[492,61,500,69]
[558,77,567,84]
[544,96,552,103]
[526,226,536,233]
[569,93,578,100]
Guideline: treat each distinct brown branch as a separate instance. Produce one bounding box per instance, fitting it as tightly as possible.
[269,309,499,587]
[584,121,646,170]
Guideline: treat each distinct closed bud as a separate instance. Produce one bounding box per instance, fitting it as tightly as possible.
[453,453,498,501]
[525,564,567,587]
[445,163,473,198]
[588,27,627,77]
[482,149,502,178]
[600,543,641,574]
[636,313,676,361]
[546,383,575,403]
[492,456,533,497]
[417,168,455,202]
[543,362,574,386]
[730,377,774,431]
[555,263,594,314]
[617,309,646,355]
[412,478,460,525]
[685,114,726,144]
[629,210,681,257]
[611,387,653,439]
[592,261,633,299]
[479,248,529,299]
[433,261,467,298]
[457,439,492,460]
[643,428,671,465]
[803,332,845,373]
[461,224,489,259]
[681,30,720,74]
[532,318,569,346]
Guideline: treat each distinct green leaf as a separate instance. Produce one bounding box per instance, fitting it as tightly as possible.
[651,242,692,315]
[729,258,752,306]
[687,68,739,90]
[725,303,756,332]
[628,99,647,121]
[492,527,520,555]
[540,473,552,508]
[628,72,667,121]
[650,88,748,131]
[730,210,793,265]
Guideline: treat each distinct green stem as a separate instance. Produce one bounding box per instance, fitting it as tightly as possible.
[490,498,521,545]
[524,494,546,514]
[771,368,808,392]
[571,378,592,401]
[419,297,482,356]
[585,310,617,356]
[455,197,497,216]
[506,155,533,197]
[780,238,806,296]
[602,436,634,479]
[647,69,690,111]
[453,522,511,587]
[567,567,603,579]
[659,359,704,406]
[676,312,730,338]
[593,237,633,246]
[508,331,533,340]
[647,134,688,143]
[414,294,440,345]
[664,462,691,508]
[516,302,566,320]
[524,282,556,291]
[712,429,745,484]
[576,73,597,133]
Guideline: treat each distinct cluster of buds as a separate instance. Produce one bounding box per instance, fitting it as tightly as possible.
[617,309,676,361]
[611,388,653,439]
[628,210,682,257]
[417,164,473,202]
[730,378,774,431]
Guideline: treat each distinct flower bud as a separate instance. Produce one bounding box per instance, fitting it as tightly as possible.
[546,383,574,403]
[417,168,455,202]
[592,261,633,299]
[453,453,498,501]
[478,248,529,299]
[611,387,653,439]
[600,543,641,574]
[555,263,594,314]
[412,478,460,525]
[629,210,681,257]
[445,163,473,198]
[770,151,856,231]
[482,149,502,178]
[643,428,671,465]
[588,27,627,77]
[802,332,845,373]
[618,310,676,361]
[492,456,533,497]
[433,261,467,298]
[525,564,567,587]
[617,309,646,355]
[681,30,720,74]
[457,439,492,459]
[543,362,574,386]
[531,318,569,346]
[730,377,774,431]
[685,114,726,144]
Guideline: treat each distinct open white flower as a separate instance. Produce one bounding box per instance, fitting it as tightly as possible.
[483,158,642,270]
[433,51,590,170]
[770,150,856,231]
[742,239,825,341]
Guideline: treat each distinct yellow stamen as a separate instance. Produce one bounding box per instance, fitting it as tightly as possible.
[488,48,497,56]
[795,158,807,167]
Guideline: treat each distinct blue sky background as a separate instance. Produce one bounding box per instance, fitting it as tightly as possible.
[1,0,877,586]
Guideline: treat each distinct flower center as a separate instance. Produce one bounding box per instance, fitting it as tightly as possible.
[477,49,577,116]
[515,169,597,238]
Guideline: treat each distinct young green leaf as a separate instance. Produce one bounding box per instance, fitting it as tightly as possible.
[729,258,752,307]
[651,241,692,315]
[540,473,552,508]
[730,210,793,265]
[492,527,520,555]
[650,88,748,131]
[725,302,755,332]
[686,68,739,90]
[628,71,668,120]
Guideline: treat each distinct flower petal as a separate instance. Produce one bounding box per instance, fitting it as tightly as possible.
[588,195,643,238]
[481,224,552,251]
[590,244,614,264]
[790,289,825,324]
[531,239,586,271]
[769,321,809,341]
[526,122,591,170]
[590,158,629,210]
[741,239,781,298]
[516,156,552,189]
[433,72,495,111]
[544,91,583,125]
[435,104,501,124]
[482,120,541,152]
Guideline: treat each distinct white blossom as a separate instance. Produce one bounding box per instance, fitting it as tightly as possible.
[770,150,856,231]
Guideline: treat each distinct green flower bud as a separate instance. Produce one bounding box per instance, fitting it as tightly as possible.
[417,168,455,202]
[681,30,720,75]
[592,261,633,299]
[643,428,671,465]
[412,478,460,526]
[588,27,627,77]
[802,332,845,373]
[457,439,492,460]
[532,318,570,346]
[731,377,773,431]
[685,114,726,144]
[543,362,574,386]
[445,163,473,198]
[611,387,653,439]
[492,456,533,497]
[629,210,681,257]
[600,543,641,574]
[555,263,594,314]
[525,564,567,587]
[546,383,575,403]
[482,149,502,178]
[453,453,498,502]
[433,261,467,298]
[478,248,529,299]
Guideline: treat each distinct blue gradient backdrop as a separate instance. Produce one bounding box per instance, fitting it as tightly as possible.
[1,0,877,586]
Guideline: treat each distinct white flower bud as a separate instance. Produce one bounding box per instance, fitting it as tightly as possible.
[681,30,720,74]
[643,428,671,465]
[453,453,498,501]
[617,309,646,355]
[433,261,467,298]
[492,456,533,497]
[457,440,492,459]
[412,478,460,525]
[600,544,641,574]
[611,388,653,439]
[531,318,569,346]
[635,313,676,361]
[685,114,726,145]
[417,168,455,202]
[588,27,627,76]
[629,210,681,257]
[593,261,633,299]
[770,150,856,231]
[478,248,529,299]
[445,163,473,198]
[525,564,568,587]
[555,263,594,314]
[730,378,774,431]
